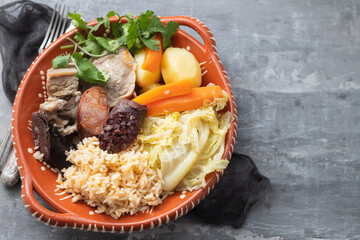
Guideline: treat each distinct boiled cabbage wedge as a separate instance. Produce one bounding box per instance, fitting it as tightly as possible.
[139,97,230,191]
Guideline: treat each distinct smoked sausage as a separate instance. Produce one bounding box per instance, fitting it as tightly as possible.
[77,86,109,138]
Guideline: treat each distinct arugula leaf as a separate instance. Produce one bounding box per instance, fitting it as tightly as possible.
[68,12,88,32]
[52,54,70,68]
[71,52,108,84]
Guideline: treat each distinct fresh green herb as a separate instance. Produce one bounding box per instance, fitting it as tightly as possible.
[71,52,109,84]
[66,37,109,58]
[95,36,120,52]
[141,35,160,52]
[112,10,179,53]
[54,10,179,84]
[83,36,103,55]
[65,10,179,54]
[74,31,86,42]
[52,54,70,68]
[68,12,88,32]
[161,21,180,49]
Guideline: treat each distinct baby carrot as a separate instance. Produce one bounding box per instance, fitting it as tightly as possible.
[133,80,193,105]
[146,85,224,116]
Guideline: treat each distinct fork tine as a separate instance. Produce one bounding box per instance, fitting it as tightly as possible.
[59,6,70,37]
[51,4,67,42]
[44,4,63,49]
[38,3,58,54]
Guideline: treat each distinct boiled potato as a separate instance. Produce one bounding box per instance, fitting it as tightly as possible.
[161,47,202,87]
[140,83,163,94]
[134,48,161,87]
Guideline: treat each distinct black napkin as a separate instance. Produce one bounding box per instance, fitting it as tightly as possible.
[0,0,270,229]
[0,0,52,102]
[192,153,270,227]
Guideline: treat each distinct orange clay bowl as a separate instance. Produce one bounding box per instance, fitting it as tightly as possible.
[12,16,237,232]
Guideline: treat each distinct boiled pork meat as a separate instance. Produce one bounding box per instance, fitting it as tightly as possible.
[92,47,136,107]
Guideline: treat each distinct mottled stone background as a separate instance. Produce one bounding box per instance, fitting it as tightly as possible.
[0,0,359,239]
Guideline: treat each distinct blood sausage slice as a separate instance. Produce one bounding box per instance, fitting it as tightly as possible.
[99,100,147,153]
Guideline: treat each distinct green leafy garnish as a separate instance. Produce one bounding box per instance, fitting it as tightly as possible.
[66,10,179,54]
[74,31,86,42]
[106,11,116,19]
[83,39,103,55]
[54,10,179,84]
[68,12,88,32]
[161,21,180,49]
[116,10,179,53]
[147,15,164,32]
[95,36,120,52]
[137,10,154,30]
[52,54,70,68]
[123,20,139,51]
[71,52,109,84]
[142,35,160,51]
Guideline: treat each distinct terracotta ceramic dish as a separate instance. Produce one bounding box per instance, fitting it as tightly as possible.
[12,16,237,232]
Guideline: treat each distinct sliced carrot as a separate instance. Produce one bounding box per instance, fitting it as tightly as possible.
[133,80,193,105]
[146,85,224,116]
[141,33,163,73]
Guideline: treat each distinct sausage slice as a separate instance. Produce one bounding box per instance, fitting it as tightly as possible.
[99,100,147,153]
[77,86,109,139]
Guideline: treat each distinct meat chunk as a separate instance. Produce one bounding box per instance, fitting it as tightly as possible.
[57,93,81,120]
[40,67,81,136]
[77,86,109,139]
[99,100,147,153]
[32,111,74,170]
[46,67,78,98]
[92,47,136,107]
[40,92,81,136]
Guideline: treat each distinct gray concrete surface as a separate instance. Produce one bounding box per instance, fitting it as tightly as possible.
[0,0,360,239]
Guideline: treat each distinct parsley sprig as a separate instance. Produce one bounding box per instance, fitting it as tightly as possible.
[52,10,179,84]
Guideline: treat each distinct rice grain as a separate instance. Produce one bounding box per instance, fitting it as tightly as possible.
[57,137,164,219]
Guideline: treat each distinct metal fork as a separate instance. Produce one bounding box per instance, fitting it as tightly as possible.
[39,3,70,54]
[0,4,70,187]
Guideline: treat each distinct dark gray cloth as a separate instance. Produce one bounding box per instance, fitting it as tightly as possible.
[0,0,270,228]
[0,0,52,102]
[192,153,270,228]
